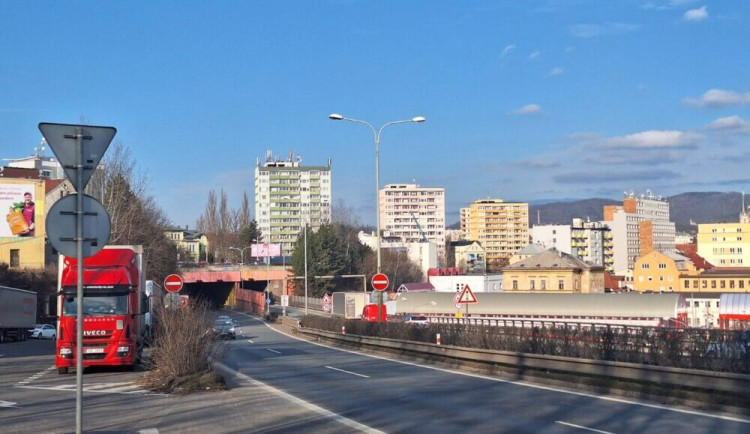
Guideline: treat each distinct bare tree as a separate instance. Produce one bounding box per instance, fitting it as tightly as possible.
[84,142,177,284]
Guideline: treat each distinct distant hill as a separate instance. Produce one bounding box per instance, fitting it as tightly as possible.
[448,192,747,233]
[530,198,619,226]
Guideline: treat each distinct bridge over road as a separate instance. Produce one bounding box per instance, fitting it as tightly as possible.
[176,264,291,307]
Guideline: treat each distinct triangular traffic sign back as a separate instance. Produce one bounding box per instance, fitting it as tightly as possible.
[456,284,477,304]
[39,123,116,191]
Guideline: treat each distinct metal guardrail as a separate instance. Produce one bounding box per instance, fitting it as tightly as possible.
[298,327,750,396]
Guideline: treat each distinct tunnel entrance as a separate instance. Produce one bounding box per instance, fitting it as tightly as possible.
[182,281,235,308]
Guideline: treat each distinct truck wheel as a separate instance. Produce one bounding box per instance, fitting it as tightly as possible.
[58,367,68,375]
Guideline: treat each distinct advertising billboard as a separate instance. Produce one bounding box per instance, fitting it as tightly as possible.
[1,181,37,238]
[251,243,281,258]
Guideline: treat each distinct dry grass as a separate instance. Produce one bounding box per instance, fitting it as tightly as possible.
[141,300,226,393]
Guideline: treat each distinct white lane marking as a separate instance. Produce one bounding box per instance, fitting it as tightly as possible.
[16,384,155,395]
[266,348,281,354]
[106,384,143,393]
[84,382,132,391]
[17,366,56,385]
[325,366,370,378]
[138,429,160,434]
[555,421,615,433]
[247,339,254,344]
[0,400,18,408]
[239,312,750,425]
[214,361,384,434]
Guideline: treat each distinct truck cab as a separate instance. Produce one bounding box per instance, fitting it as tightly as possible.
[56,246,146,374]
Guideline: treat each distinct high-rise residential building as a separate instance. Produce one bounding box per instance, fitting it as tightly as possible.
[379,183,446,261]
[603,190,675,277]
[531,218,613,271]
[254,151,331,254]
[461,199,529,270]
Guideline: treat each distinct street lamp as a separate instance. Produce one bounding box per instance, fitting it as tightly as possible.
[228,246,252,265]
[329,113,425,273]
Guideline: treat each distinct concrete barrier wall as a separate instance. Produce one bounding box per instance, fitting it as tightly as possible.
[298,326,750,396]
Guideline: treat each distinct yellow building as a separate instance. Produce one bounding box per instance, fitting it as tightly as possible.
[633,250,700,293]
[697,222,750,267]
[164,227,209,262]
[679,269,750,293]
[502,249,605,293]
[461,199,529,271]
[0,179,47,268]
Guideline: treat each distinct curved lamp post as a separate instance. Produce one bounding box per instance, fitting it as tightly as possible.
[328,113,425,273]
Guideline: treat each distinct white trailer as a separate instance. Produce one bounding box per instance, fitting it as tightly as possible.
[0,286,37,343]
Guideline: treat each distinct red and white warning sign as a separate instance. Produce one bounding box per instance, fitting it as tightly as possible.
[455,285,477,304]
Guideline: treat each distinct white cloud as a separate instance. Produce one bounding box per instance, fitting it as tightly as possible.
[501,44,516,59]
[513,104,542,115]
[683,89,750,107]
[549,67,564,76]
[569,23,639,38]
[684,6,708,21]
[706,115,750,133]
[529,50,540,60]
[601,130,702,149]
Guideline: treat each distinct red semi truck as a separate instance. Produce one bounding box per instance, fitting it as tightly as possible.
[56,245,147,374]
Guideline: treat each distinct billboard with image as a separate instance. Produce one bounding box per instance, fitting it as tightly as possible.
[251,243,281,258]
[1,181,37,238]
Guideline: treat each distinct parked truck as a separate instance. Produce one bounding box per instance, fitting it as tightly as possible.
[332,292,369,319]
[56,245,147,374]
[0,286,37,343]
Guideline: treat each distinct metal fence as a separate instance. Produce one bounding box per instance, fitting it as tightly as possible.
[289,295,323,311]
[302,316,750,374]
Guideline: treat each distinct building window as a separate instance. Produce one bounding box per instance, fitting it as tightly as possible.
[730,280,735,289]
[720,280,726,289]
[558,280,564,290]
[541,280,546,290]
[658,263,666,269]
[702,280,707,289]
[10,249,20,267]
[692,280,698,288]
[641,263,649,269]
[741,280,745,289]
[711,281,716,289]
[512,280,518,290]
[530,280,535,290]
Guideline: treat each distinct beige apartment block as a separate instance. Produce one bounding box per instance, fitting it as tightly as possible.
[697,222,750,267]
[502,249,605,293]
[379,183,446,261]
[461,199,529,271]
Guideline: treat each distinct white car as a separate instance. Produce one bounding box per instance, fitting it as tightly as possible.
[28,324,56,340]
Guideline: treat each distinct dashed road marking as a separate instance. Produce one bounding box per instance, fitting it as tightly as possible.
[247,339,254,344]
[556,421,615,433]
[17,366,55,385]
[266,348,281,354]
[325,366,369,378]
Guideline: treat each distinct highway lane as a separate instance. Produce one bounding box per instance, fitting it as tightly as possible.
[224,311,750,434]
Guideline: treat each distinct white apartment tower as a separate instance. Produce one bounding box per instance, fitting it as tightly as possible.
[604,190,676,276]
[379,183,446,261]
[530,219,613,272]
[254,150,332,254]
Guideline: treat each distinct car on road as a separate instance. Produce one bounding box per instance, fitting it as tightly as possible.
[405,315,430,325]
[212,318,236,339]
[28,324,56,339]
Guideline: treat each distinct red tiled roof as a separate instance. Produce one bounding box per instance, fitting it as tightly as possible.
[604,272,625,290]
[45,179,65,193]
[676,246,713,269]
[0,167,40,179]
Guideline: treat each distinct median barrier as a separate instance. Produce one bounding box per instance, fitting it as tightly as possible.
[297,326,750,400]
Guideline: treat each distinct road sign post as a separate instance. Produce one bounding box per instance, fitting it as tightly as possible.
[371,273,389,323]
[455,285,477,324]
[40,123,115,434]
[164,274,184,293]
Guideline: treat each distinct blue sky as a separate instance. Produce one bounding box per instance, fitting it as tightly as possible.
[1,1,749,227]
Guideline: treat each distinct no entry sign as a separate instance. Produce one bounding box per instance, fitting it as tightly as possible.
[371,273,389,292]
[164,274,184,293]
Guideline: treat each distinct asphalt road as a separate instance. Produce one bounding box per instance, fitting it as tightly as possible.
[222,311,750,434]
[0,327,361,433]
[2,313,748,433]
